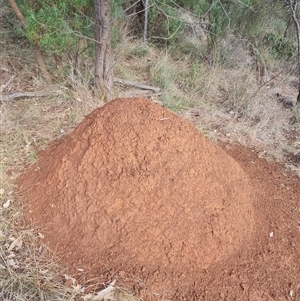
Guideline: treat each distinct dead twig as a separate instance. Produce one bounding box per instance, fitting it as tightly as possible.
[1,89,64,102]
[114,77,161,93]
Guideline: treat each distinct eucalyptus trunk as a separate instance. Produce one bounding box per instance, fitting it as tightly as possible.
[94,0,113,101]
[288,0,300,104]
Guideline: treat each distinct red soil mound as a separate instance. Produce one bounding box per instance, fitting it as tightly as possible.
[19,98,254,297]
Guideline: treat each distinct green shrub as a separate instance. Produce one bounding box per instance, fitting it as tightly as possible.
[263,32,296,59]
[17,0,94,55]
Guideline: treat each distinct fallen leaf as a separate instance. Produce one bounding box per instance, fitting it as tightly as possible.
[3,199,10,208]
[8,236,22,252]
[7,258,19,268]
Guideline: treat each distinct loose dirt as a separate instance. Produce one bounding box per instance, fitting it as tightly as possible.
[18,98,300,300]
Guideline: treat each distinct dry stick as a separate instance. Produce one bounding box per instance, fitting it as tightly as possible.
[1,77,160,102]
[113,77,161,93]
[1,90,63,102]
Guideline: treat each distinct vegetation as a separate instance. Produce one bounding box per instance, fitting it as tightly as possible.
[1,0,300,300]
[16,0,94,55]
[8,0,299,88]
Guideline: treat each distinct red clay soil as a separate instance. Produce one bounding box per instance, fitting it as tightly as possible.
[18,98,300,300]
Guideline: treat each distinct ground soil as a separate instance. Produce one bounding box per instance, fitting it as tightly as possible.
[18,98,300,301]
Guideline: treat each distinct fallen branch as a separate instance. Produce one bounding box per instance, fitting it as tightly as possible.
[113,77,161,93]
[1,78,161,102]
[1,89,63,102]
[119,89,161,97]
[118,90,163,106]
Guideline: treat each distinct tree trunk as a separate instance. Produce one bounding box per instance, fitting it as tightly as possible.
[7,0,52,85]
[7,0,25,23]
[143,0,149,44]
[289,0,300,104]
[35,46,52,85]
[94,0,113,101]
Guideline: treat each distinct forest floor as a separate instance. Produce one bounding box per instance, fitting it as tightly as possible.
[1,6,300,301]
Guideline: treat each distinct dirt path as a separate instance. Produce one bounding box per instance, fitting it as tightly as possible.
[18,98,300,300]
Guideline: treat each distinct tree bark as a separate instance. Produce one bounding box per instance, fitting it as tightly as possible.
[35,46,52,85]
[7,0,25,24]
[289,0,300,104]
[94,0,113,101]
[143,0,149,44]
[7,0,52,85]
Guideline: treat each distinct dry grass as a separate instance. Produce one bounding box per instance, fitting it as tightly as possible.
[179,66,300,170]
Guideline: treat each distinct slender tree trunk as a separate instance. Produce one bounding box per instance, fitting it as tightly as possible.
[143,0,149,44]
[7,0,25,23]
[8,0,52,85]
[35,46,52,84]
[94,0,113,101]
[289,0,300,104]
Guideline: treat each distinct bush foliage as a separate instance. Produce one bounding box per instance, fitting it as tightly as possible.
[17,0,94,55]
[13,0,299,74]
